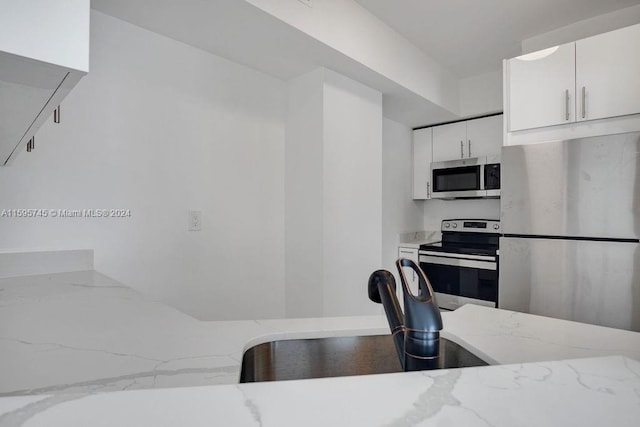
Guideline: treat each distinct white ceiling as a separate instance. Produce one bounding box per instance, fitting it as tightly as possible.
[90,0,640,126]
[354,0,640,77]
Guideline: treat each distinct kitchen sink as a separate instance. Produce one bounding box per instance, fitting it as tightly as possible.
[239,334,488,383]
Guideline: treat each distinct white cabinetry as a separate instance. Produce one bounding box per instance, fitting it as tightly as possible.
[432,115,502,162]
[576,24,640,122]
[413,115,502,200]
[465,115,503,158]
[507,43,576,131]
[432,122,466,162]
[0,0,89,166]
[506,23,640,133]
[412,128,432,200]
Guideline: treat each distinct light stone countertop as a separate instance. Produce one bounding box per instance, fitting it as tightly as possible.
[1,269,640,426]
[398,230,441,248]
[2,355,639,427]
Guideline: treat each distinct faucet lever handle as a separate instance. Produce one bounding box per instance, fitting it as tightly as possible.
[396,258,435,301]
[396,258,443,333]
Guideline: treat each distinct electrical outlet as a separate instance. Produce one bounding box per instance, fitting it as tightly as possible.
[189,210,202,231]
[297,0,312,7]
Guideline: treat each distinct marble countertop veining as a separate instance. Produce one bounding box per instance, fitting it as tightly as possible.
[398,230,441,248]
[1,355,639,426]
[1,269,640,426]
[0,270,391,396]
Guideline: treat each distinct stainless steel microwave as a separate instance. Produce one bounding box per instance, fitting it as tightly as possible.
[430,156,500,199]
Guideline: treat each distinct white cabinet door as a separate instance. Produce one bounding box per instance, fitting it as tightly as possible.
[0,55,69,164]
[465,115,503,158]
[432,122,466,162]
[0,0,89,165]
[412,128,433,199]
[576,24,640,122]
[0,0,89,71]
[508,43,575,131]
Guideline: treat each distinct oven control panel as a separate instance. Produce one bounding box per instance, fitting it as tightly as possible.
[442,219,500,233]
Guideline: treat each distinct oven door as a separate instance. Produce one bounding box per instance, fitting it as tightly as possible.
[431,158,485,198]
[419,251,498,310]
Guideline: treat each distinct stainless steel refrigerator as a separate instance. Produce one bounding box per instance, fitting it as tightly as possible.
[499,131,640,332]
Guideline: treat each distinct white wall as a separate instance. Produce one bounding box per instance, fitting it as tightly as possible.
[522,4,640,53]
[423,199,501,231]
[381,118,424,272]
[322,69,382,317]
[285,69,324,318]
[459,70,503,118]
[284,68,382,317]
[380,117,425,311]
[0,11,286,320]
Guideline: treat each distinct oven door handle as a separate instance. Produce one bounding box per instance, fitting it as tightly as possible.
[419,250,496,262]
[419,255,497,271]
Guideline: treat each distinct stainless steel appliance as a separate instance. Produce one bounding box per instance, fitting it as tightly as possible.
[431,155,500,199]
[419,219,500,310]
[500,131,640,332]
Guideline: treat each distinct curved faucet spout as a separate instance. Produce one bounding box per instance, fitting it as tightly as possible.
[396,258,443,370]
[396,258,443,334]
[368,260,444,372]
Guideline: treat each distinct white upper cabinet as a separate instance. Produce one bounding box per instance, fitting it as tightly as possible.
[465,115,503,159]
[412,128,433,200]
[414,117,501,201]
[432,115,503,162]
[0,0,89,166]
[507,43,575,132]
[506,23,640,133]
[432,122,466,162]
[576,24,640,122]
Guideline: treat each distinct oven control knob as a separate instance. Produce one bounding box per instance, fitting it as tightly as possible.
[444,223,450,228]
[452,223,458,228]
[493,224,500,230]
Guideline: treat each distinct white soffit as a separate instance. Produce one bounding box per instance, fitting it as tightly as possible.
[91,0,460,127]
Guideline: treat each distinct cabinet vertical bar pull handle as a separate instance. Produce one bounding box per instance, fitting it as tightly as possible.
[468,140,471,157]
[565,89,570,120]
[460,141,464,158]
[427,182,430,197]
[581,86,586,119]
[53,105,61,124]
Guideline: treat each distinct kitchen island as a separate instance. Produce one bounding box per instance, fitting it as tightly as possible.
[1,260,640,425]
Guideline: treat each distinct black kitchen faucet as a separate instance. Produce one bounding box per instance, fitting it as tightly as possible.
[368,258,443,371]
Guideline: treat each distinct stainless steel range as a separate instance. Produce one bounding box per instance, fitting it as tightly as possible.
[419,219,500,311]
